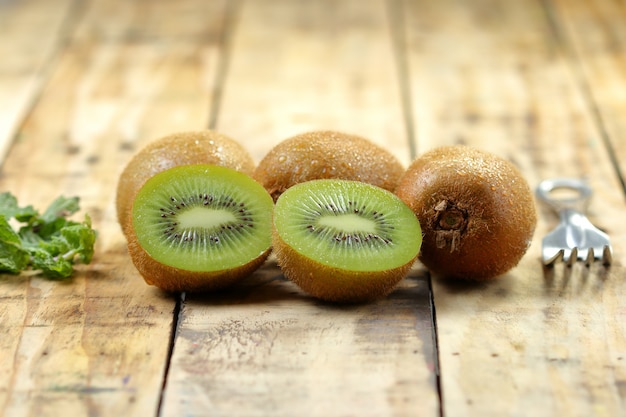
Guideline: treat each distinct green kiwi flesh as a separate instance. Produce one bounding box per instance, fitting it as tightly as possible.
[273,179,422,303]
[129,164,273,292]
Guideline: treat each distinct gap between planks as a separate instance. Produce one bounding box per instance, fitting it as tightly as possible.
[540,0,626,197]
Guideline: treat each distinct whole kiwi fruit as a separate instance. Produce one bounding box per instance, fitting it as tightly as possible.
[127,164,273,293]
[395,145,537,281]
[253,130,405,201]
[272,179,422,303]
[116,130,255,236]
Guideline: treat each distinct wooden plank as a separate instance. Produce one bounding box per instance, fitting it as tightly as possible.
[0,0,230,416]
[215,0,410,165]
[0,0,75,164]
[401,0,626,415]
[166,269,436,417]
[549,0,626,191]
[162,1,440,416]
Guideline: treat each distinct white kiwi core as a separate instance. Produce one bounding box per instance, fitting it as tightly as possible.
[177,208,236,230]
[318,213,376,234]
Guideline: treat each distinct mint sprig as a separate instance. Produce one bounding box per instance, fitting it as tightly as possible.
[0,192,97,279]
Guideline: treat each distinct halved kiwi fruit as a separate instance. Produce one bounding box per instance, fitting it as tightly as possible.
[254,130,406,201]
[127,164,273,293]
[117,130,255,236]
[272,179,422,303]
[395,145,537,281]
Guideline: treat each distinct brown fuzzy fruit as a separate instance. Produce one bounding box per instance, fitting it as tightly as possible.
[395,146,537,281]
[253,130,405,201]
[116,130,255,236]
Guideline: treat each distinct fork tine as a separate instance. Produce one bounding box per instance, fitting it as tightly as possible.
[585,247,595,266]
[543,249,564,266]
[602,245,612,266]
[567,247,578,266]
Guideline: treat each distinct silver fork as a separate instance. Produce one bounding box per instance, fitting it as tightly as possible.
[536,178,612,266]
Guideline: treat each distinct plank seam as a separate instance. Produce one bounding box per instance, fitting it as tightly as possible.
[156,292,185,417]
[387,2,444,414]
[541,0,626,198]
[385,0,418,160]
[208,0,243,130]
[0,0,87,168]
[428,273,445,417]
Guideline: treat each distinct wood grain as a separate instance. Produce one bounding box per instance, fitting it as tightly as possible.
[0,0,75,164]
[550,0,626,191]
[401,0,626,415]
[164,266,437,417]
[216,0,410,165]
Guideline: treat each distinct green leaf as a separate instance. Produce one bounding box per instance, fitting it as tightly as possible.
[0,192,37,222]
[40,196,80,223]
[30,248,74,279]
[61,214,97,264]
[0,215,30,273]
[0,192,97,279]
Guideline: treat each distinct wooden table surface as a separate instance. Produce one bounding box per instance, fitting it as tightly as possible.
[1,0,625,416]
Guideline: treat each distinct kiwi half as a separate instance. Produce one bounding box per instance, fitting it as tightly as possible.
[117,130,255,236]
[254,130,406,201]
[395,145,537,281]
[127,164,273,293]
[272,179,422,303]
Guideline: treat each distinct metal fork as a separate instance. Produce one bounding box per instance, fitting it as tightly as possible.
[536,178,612,266]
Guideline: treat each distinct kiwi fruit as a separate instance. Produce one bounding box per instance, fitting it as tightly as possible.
[254,130,405,201]
[272,179,422,303]
[395,145,537,281]
[117,130,255,236]
[127,164,273,293]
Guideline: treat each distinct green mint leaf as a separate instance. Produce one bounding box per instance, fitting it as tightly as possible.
[0,193,18,217]
[0,193,97,279]
[0,192,38,222]
[30,248,74,279]
[23,217,69,243]
[0,215,30,273]
[40,196,80,224]
[24,216,97,279]
[61,214,97,264]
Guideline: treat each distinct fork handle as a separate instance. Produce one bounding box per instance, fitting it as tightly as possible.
[558,207,585,223]
[536,178,592,214]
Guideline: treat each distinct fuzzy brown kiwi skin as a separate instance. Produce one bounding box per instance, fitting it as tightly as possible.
[272,228,416,303]
[116,130,256,237]
[128,232,271,293]
[254,130,406,201]
[395,146,537,281]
